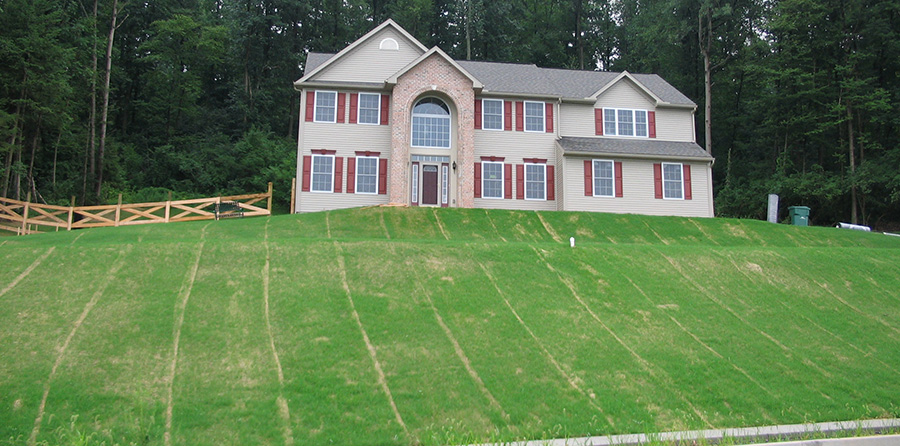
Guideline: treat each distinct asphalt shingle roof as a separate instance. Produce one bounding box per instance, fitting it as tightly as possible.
[558,137,712,160]
[303,52,695,106]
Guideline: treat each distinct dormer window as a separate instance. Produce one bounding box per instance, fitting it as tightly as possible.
[603,108,648,137]
[379,38,399,50]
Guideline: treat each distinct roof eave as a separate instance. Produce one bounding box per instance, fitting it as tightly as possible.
[561,149,714,163]
[386,47,484,89]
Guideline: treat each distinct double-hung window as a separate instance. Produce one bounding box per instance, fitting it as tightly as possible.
[482,99,503,130]
[358,93,380,125]
[662,162,684,199]
[525,164,546,200]
[311,155,334,192]
[355,157,378,194]
[603,108,648,137]
[481,162,503,198]
[593,160,615,197]
[314,91,337,123]
[524,101,545,132]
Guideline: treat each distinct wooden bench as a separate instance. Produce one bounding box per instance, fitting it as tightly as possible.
[215,201,244,220]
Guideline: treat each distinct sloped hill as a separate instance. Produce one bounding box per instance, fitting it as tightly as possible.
[2,207,899,446]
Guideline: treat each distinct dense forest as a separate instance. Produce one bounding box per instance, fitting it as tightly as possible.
[1,0,898,226]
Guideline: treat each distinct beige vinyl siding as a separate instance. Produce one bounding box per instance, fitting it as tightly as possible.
[559,102,595,137]
[654,107,695,142]
[595,79,655,109]
[473,129,558,211]
[297,117,392,213]
[561,156,714,217]
[313,28,423,84]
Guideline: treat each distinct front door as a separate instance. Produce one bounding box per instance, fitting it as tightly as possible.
[421,165,439,206]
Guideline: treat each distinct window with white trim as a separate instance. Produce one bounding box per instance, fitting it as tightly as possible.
[593,160,614,197]
[603,108,648,137]
[524,101,545,132]
[482,162,503,199]
[311,155,334,192]
[358,93,380,125]
[412,98,451,148]
[662,162,684,199]
[314,91,337,123]
[355,157,378,194]
[525,163,546,200]
[482,99,503,130]
[442,165,449,205]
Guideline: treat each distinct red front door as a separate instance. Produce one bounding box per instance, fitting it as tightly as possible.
[421,165,439,205]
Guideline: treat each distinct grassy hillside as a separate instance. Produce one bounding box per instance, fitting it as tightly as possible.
[2,207,899,446]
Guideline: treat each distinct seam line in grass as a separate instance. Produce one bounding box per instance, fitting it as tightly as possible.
[264,219,295,446]
[0,247,54,299]
[164,224,209,446]
[334,241,409,437]
[29,245,131,446]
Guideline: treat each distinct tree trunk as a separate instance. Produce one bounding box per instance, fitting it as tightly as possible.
[87,0,99,201]
[699,10,713,155]
[465,0,471,60]
[96,0,119,202]
[847,104,858,224]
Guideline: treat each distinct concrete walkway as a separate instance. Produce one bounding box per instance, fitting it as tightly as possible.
[469,418,900,446]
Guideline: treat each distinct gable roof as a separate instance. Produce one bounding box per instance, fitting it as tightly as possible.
[558,137,712,160]
[386,47,484,89]
[295,19,427,86]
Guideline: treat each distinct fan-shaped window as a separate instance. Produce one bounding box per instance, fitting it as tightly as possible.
[412,98,451,148]
[380,38,399,50]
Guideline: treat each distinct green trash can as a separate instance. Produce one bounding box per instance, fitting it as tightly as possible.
[788,206,810,226]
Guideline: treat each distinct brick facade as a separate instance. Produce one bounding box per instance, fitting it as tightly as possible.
[388,54,475,207]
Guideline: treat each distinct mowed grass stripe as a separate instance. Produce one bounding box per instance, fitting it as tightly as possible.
[339,242,509,442]
[0,246,126,443]
[263,220,295,446]
[267,241,406,444]
[169,231,286,445]
[30,245,132,445]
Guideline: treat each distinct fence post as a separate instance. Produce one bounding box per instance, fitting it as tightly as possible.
[67,196,75,231]
[267,182,273,215]
[290,177,296,214]
[115,194,122,227]
[165,191,171,222]
[21,192,31,236]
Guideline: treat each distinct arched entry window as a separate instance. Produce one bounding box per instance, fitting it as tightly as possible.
[412,97,451,148]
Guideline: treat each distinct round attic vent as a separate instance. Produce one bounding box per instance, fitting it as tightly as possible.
[379,38,399,50]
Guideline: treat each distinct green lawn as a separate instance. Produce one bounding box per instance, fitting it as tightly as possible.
[1,207,899,445]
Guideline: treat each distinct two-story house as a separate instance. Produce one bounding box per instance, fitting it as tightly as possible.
[294,20,714,217]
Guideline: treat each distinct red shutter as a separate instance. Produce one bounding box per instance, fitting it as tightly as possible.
[378,158,388,194]
[504,101,512,131]
[614,161,623,197]
[515,101,524,131]
[474,99,482,130]
[545,103,554,133]
[336,93,346,123]
[301,155,311,191]
[334,157,343,192]
[683,164,692,200]
[346,157,356,193]
[516,164,524,199]
[653,163,663,199]
[648,111,656,138]
[504,164,512,199]
[474,163,482,198]
[584,160,593,196]
[547,165,555,200]
[349,93,358,124]
[305,92,315,122]
[594,109,603,135]
[380,94,389,125]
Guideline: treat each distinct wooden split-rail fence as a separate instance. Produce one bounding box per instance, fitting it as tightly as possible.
[0,183,273,236]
